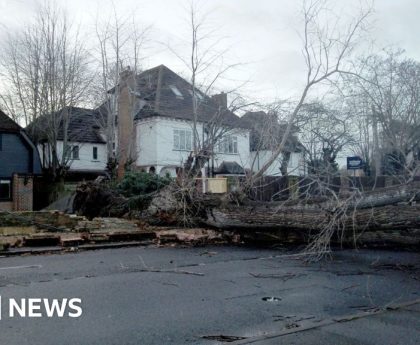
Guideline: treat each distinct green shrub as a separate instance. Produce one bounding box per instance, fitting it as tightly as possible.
[117,171,171,198]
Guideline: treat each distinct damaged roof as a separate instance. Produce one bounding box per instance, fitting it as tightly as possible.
[131,65,248,129]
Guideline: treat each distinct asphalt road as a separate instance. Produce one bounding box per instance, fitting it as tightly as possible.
[0,245,418,344]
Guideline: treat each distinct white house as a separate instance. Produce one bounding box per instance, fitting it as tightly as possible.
[241,111,306,177]
[250,150,306,176]
[114,65,306,178]
[135,116,251,177]
[30,107,108,177]
[29,65,305,180]
[115,65,253,178]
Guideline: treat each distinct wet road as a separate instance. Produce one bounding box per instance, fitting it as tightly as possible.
[0,246,418,344]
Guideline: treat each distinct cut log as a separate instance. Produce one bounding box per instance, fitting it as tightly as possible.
[201,182,420,247]
[204,205,420,231]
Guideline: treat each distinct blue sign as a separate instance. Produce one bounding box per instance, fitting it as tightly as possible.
[347,156,364,170]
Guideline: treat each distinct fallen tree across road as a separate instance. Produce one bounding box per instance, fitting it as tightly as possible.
[73,179,420,254]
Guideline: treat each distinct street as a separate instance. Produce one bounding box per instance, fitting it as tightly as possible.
[0,246,418,344]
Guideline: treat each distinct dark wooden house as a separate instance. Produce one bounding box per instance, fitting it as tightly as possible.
[0,110,41,211]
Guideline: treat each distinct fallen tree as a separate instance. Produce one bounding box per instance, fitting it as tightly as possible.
[204,182,420,229]
[73,181,129,219]
[73,178,420,253]
[202,182,420,252]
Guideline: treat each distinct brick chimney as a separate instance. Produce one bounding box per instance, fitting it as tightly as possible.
[117,67,137,180]
[211,92,227,109]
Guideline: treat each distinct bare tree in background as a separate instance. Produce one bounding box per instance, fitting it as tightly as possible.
[342,49,420,181]
[298,100,355,177]
[249,0,372,184]
[93,4,150,167]
[0,2,92,180]
[168,2,251,176]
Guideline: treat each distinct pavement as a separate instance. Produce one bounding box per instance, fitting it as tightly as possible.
[0,245,418,344]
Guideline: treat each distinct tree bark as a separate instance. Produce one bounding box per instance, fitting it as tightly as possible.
[201,182,420,246]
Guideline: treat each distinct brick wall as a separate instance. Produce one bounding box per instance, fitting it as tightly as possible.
[117,70,137,180]
[0,201,13,211]
[12,174,34,211]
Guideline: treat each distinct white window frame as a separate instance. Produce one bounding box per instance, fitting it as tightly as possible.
[218,135,238,154]
[169,85,184,99]
[92,146,98,161]
[173,129,192,151]
[188,89,203,100]
[65,145,80,160]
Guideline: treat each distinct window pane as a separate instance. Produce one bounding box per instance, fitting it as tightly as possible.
[64,145,71,159]
[169,85,183,98]
[186,131,192,150]
[233,136,238,153]
[0,180,11,199]
[174,129,192,150]
[93,147,98,160]
[174,130,180,150]
[73,146,79,159]
[180,130,186,150]
[221,138,226,153]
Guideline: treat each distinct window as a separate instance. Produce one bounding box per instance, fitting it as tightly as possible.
[188,89,203,100]
[93,146,98,160]
[65,145,80,160]
[64,145,71,160]
[0,133,2,151]
[72,146,79,159]
[0,179,11,200]
[173,129,192,151]
[169,85,184,99]
[218,135,238,154]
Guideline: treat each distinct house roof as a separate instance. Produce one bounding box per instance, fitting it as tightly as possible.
[241,111,303,152]
[0,109,42,175]
[0,109,21,133]
[27,107,106,144]
[131,65,248,129]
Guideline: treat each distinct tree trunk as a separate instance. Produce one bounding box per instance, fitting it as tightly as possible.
[201,182,420,246]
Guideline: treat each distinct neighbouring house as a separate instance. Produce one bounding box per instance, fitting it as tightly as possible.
[0,109,41,211]
[113,65,252,178]
[27,65,306,183]
[241,111,306,176]
[28,107,108,179]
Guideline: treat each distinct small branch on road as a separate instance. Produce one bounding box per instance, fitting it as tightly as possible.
[249,272,306,281]
[128,255,204,276]
[132,268,204,276]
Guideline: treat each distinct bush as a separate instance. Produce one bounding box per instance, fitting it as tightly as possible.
[117,171,171,198]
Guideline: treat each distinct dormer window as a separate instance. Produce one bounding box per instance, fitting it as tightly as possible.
[169,85,183,99]
[188,89,203,100]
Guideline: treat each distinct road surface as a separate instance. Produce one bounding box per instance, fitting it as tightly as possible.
[0,245,418,344]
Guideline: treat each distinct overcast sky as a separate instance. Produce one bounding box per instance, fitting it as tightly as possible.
[1,0,419,103]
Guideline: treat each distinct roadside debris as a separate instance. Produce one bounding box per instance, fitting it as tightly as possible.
[250,272,306,281]
[201,335,247,342]
[24,234,61,247]
[262,296,282,302]
[156,228,237,246]
[1,211,238,254]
